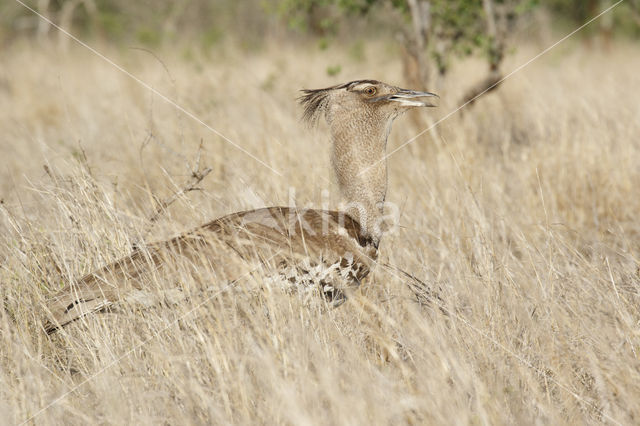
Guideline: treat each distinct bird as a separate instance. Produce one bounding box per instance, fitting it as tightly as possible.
[43,79,438,334]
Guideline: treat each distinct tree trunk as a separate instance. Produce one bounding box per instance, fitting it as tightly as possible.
[403,0,431,90]
[459,0,505,106]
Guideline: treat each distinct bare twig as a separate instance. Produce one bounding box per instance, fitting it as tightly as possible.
[140,141,213,239]
[146,167,212,225]
[380,262,448,315]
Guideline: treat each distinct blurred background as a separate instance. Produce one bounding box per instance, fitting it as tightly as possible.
[2,0,639,93]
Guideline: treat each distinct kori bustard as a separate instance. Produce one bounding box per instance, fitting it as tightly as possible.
[44,80,437,333]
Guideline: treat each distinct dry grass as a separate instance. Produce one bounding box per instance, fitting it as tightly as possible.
[1,37,639,425]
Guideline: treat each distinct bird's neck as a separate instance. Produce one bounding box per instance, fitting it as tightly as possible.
[328,112,395,245]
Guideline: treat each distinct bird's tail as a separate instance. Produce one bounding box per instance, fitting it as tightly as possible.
[43,245,165,334]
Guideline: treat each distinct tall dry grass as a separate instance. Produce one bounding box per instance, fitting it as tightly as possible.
[1,37,639,424]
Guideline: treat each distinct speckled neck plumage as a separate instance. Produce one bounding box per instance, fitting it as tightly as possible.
[327,104,395,245]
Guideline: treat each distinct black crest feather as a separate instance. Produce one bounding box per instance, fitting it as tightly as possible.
[298,87,333,125]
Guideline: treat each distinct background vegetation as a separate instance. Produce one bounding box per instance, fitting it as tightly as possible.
[1,1,639,424]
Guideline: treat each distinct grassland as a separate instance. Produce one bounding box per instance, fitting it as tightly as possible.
[1,36,639,425]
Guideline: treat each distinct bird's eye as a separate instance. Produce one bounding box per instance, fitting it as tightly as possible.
[364,87,376,96]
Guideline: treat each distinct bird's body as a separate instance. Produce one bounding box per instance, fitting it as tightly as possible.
[45,207,376,332]
[44,80,437,333]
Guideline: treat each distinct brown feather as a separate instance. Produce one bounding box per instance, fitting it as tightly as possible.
[44,207,376,333]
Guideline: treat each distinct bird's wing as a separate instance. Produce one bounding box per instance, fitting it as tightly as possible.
[43,207,375,333]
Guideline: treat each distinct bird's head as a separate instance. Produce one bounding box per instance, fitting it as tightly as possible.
[299,79,438,126]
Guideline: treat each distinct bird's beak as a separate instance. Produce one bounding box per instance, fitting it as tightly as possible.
[388,89,439,107]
